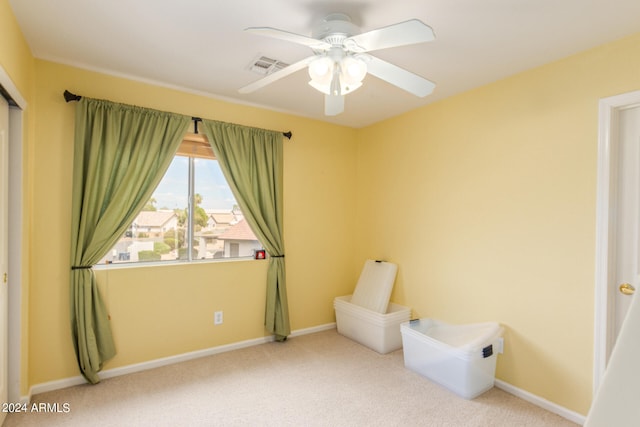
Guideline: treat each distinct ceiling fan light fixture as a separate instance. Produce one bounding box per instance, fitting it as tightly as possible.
[308,56,334,85]
[341,56,367,85]
[308,55,367,97]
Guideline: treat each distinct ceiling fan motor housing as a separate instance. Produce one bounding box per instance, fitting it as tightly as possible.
[312,13,360,45]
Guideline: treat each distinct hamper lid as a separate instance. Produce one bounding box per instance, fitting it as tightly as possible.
[350,260,398,314]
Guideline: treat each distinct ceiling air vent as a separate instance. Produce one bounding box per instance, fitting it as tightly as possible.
[248,55,289,75]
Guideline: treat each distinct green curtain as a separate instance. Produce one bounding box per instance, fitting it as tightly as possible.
[70,98,190,383]
[201,120,289,341]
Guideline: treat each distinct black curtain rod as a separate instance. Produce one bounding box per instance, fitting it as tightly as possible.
[63,90,292,140]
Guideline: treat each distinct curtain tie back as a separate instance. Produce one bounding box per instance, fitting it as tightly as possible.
[271,255,285,258]
[71,265,92,270]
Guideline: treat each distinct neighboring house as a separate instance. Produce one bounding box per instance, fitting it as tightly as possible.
[205,210,237,232]
[100,210,179,264]
[217,219,262,257]
[132,210,178,236]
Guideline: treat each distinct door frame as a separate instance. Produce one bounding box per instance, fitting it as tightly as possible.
[0,65,26,403]
[594,90,640,394]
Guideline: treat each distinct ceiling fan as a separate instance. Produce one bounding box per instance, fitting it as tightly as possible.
[239,13,436,116]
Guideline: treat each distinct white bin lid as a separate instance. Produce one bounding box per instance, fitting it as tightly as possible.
[350,260,398,314]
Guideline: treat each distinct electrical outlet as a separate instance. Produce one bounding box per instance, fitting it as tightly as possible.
[214,311,223,325]
[497,337,504,354]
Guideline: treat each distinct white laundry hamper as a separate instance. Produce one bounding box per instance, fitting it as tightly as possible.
[334,260,411,354]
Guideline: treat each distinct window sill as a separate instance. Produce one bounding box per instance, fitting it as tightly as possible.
[92,256,263,271]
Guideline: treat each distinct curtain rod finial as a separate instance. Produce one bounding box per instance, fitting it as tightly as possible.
[283,131,292,140]
[64,90,82,102]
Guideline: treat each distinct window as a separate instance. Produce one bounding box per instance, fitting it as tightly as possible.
[99,133,262,265]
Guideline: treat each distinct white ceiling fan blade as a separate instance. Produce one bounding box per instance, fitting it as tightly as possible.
[325,94,344,116]
[239,56,316,94]
[345,19,435,52]
[245,27,331,51]
[365,55,436,97]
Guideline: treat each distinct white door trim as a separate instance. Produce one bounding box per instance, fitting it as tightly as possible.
[594,90,640,394]
[0,67,26,109]
[0,65,26,403]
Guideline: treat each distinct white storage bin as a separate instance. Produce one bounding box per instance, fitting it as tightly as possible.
[401,319,503,399]
[334,295,411,354]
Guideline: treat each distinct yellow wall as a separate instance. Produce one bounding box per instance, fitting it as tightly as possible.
[355,32,640,414]
[1,0,35,398]
[0,0,33,96]
[29,60,358,383]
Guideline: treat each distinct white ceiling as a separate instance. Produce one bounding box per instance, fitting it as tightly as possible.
[9,0,640,128]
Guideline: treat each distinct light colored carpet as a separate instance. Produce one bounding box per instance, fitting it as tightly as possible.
[5,329,578,426]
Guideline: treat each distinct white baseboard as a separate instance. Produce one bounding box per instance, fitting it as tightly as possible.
[27,323,337,399]
[289,322,336,337]
[495,379,586,425]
